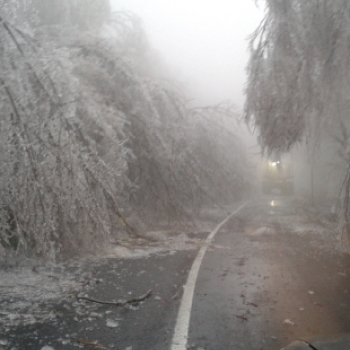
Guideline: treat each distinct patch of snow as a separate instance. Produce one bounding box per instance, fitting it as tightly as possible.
[105,233,205,259]
[291,223,328,235]
[125,304,139,311]
[0,259,88,329]
[106,319,119,328]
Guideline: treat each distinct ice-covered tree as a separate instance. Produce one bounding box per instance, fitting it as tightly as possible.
[245,0,350,234]
[245,0,350,153]
[0,1,250,259]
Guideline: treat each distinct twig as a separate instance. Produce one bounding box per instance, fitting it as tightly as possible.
[77,289,152,306]
[0,284,36,288]
[171,292,179,300]
[77,339,99,348]
[297,339,319,350]
[246,302,258,307]
[235,314,248,321]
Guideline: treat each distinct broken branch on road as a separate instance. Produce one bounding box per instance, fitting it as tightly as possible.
[77,339,99,347]
[76,289,153,306]
[235,314,248,321]
[245,302,258,307]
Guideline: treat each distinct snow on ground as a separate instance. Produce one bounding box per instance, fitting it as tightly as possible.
[105,232,207,258]
[0,201,343,333]
[0,258,88,329]
[0,230,208,330]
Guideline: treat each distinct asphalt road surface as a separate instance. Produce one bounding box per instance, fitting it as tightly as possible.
[187,198,350,350]
[2,197,350,350]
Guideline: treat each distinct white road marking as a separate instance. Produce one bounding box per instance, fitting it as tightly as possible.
[170,204,246,350]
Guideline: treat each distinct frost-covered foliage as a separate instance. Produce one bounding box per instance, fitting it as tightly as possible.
[0,0,111,29]
[0,2,249,258]
[187,104,249,206]
[0,20,136,258]
[245,0,350,153]
[125,96,249,222]
[246,1,350,236]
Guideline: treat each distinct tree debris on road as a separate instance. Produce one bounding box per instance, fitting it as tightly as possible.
[76,289,153,307]
[235,314,248,321]
[77,339,99,348]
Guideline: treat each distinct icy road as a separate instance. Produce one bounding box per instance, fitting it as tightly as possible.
[2,198,350,350]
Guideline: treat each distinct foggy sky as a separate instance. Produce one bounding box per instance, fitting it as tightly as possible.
[110,0,264,109]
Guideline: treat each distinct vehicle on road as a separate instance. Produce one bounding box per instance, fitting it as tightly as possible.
[261,154,294,195]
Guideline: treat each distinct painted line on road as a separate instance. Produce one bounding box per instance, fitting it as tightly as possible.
[170,203,246,350]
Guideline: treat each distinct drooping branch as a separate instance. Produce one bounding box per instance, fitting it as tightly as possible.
[245,0,350,153]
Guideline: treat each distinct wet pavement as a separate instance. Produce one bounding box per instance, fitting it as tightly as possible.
[1,197,350,350]
[188,198,350,350]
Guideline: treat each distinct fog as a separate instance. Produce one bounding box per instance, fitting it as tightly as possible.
[111,0,264,108]
[3,3,350,348]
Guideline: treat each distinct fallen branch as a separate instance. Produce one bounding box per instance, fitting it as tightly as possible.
[77,339,99,348]
[245,302,258,308]
[77,289,152,306]
[171,292,179,300]
[297,339,319,350]
[235,314,248,321]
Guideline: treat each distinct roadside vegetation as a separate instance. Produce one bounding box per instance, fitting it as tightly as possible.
[0,0,250,259]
